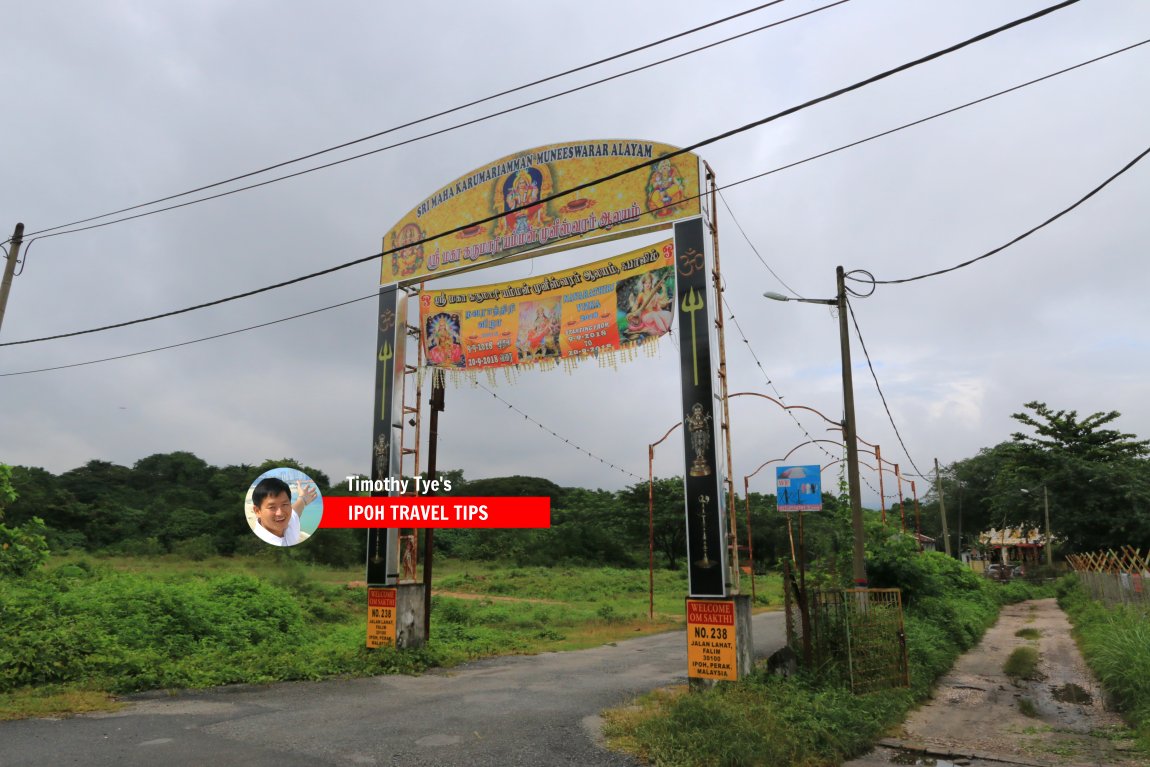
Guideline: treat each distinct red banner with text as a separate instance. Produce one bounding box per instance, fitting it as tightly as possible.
[318,496,550,528]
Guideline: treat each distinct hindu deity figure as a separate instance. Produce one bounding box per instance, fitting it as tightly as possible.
[645,158,687,217]
[624,270,673,339]
[425,314,464,368]
[498,167,549,237]
[391,222,424,277]
[685,402,713,477]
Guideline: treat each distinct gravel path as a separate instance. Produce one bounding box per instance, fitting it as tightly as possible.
[845,598,1146,767]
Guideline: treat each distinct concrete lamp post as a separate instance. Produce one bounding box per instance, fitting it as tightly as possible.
[1020,485,1054,568]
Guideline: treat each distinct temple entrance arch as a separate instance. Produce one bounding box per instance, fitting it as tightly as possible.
[366,140,741,633]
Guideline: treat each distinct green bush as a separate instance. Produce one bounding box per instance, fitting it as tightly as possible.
[171,534,218,561]
[0,517,50,577]
[606,523,1003,765]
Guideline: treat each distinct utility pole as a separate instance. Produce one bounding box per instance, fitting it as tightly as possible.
[837,265,866,588]
[935,458,952,557]
[422,374,445,639]
[0,223,25,335]
[1043,485,1053,568]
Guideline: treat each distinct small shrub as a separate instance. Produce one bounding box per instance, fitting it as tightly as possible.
[1018,697,1039,717]
[1004,646,1040,681]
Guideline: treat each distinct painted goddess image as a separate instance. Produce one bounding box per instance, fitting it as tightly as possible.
[622,268,674,341]
[390,222,425,278]
[517,302,561,360]
[425,313,465,368]
[645,157,687,217]
[496,167,550,237]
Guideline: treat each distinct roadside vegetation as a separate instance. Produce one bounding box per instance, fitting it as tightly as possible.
[0,552,779,720]
[1058,576,1150,750]
[602,531,1053,767]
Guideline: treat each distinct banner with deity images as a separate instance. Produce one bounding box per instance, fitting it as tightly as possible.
[417,240,676,376]
[382,140,701,285]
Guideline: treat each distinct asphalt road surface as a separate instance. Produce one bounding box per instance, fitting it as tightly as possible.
[3,611,785,767]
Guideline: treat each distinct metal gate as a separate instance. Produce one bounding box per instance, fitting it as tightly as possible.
[785,576,909,694]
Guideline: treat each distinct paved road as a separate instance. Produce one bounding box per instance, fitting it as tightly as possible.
[4,611,785,767]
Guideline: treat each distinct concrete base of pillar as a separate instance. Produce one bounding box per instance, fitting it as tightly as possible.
[395,583,427,649]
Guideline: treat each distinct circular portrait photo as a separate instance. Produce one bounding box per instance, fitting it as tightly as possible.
[245,467,323,547]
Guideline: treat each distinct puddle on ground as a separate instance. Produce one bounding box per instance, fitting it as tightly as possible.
[1052,683,1093,705]
[888,749,958,766]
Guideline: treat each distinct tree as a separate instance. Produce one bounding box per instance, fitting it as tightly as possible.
[617,477,686,569]
[1012,401,1150,463]
[942,403,1150,556]
[0,463,50,576]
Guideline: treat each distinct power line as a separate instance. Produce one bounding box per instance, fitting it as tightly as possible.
[851,140,1150,286]
[473,382,644,481]
[724,296,888,500]
[845,297,926,479]
[719,37,1150,196]
[0,1,1076,348]
[718,189,804,298]
[20,1,843,243]
[0,294,377,377]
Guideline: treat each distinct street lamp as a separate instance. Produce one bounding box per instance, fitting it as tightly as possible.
[764,265,867,587]
[1020,485,1054,567]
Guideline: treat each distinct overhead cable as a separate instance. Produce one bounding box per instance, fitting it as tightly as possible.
[21,0,839,242]
[0,0,1078,348]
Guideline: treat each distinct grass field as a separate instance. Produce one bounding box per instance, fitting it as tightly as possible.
[0,553,781,720]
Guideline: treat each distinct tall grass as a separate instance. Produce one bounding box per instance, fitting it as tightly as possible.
[604,544,1005,766]
[1059,576,1150,746]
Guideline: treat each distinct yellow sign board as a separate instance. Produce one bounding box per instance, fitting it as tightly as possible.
[366,587,397,648]
[418,240,674,371]
[686,599,737,681]
[381,139,700,285]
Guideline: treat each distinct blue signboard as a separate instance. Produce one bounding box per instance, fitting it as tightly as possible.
[776,465,823,512]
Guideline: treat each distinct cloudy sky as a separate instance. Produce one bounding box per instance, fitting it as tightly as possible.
[2,0,1148,510]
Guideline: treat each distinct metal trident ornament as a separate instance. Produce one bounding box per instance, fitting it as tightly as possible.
[378,342,393,419]
[680,287,705,385]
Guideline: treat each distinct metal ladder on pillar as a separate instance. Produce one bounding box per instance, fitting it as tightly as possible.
[396,285,424,583]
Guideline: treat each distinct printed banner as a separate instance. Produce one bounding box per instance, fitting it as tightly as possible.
[776,465,823,512]
[382,140,700,285]
[417,240,675,372]
[320,496,551,529]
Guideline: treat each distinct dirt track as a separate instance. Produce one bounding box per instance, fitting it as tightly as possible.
[847,598,1146,767]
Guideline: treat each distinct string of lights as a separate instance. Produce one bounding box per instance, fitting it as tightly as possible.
[845,297,926,479]
[473,382,644,481]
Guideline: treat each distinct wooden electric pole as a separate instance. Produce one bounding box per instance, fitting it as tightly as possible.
[0,223,25,335]
[935,457,952,557]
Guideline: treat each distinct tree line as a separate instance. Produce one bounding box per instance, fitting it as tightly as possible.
[0,451,852,571]
[3,401,1145,572]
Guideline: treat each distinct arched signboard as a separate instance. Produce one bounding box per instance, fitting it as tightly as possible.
[369,139,730,599]
[380,140,700,285]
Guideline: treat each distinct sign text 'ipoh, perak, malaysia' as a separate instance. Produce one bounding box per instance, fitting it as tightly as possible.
[381,140,700,285]
[686,599,738,681]
[366,588,396,649]
[418,239,674,373]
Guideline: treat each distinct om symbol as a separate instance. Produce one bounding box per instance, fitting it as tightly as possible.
[678,248,704,278]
